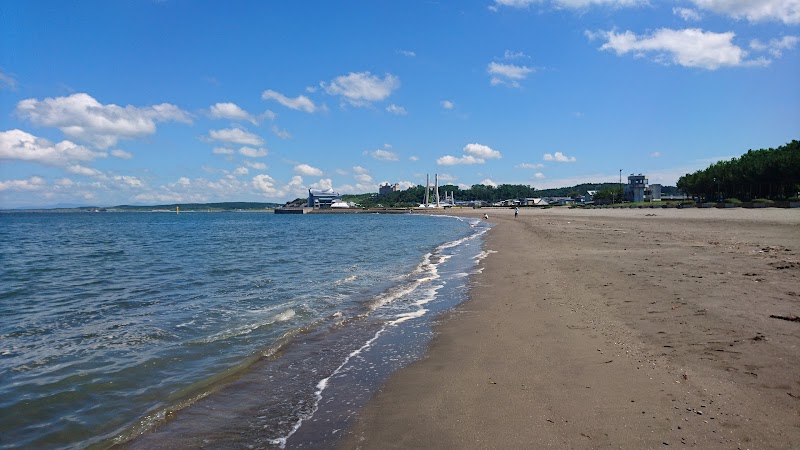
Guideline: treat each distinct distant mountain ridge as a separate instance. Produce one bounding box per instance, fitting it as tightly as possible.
[3,202,282,212]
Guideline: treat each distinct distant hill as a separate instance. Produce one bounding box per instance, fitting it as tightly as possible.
[4,202,282,212]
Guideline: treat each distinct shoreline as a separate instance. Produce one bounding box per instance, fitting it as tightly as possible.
[339,207,800,448]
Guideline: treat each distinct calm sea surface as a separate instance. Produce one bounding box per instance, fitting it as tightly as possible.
[0,212,489,448]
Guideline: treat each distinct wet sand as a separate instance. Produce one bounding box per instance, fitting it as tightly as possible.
[340,207,800,449]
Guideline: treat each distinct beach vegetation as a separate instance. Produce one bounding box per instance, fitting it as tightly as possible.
[677,140,800,202]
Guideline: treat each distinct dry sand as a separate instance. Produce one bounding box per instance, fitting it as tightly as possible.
[340,207,800,449]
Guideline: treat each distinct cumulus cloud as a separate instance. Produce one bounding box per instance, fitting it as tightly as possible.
[212,147,235,155]
[238,146,268,157]
[534,172,546,179]
[487,62,534,87]
[480,179,498,187]
[207,128,264,146]
[464,143,502,159]
[386,104,407,115]
[0,176,46,191]
[441,100,455,110]
[295,164,323,176]
[673,7,702,21]
[246,161,268,170]
[321,72,400,106]
[409,155,419,161]
[67,164,103,177]
[543,151,577,162]
[588,28,769,70]
[437,155,485,165]
[355,172,373,183]
[16,93,192,149]
[516,162,544,169]
[370,149,399,161]
[689,0,800,24]
[111,149,133,159]
[261,89,318,113]
[252,174,283,196]
[750,35,799,57]
[0,129,106,166]
[112,175,143,187]
[209,102,257,124]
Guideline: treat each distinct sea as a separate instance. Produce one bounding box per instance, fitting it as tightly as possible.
[0,211,490,449]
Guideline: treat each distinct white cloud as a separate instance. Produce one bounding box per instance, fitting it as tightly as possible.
[543,151,577,162]
[233,167,249,176]
[0,129,106,166]
[491,0,646,10]
[0,70,18,91]
[487,62,534,87]
[480,179,498,187]
[441,100,455,110]
[178,177,191,185]
[16,93,192,149]
[67,164,103,177]
[355,173,373,183]
[212,147,235,155]
[261,110,277,121]
[690,0,800,24]
[246,161,268,170]
[673,7,702,21]
[321,72,400,106]
[295,164,323,176]
[589,28,770,70]
[437,173,457,182]
[112,175,143,187]
[503,50,529,59]
[396,180,417,190]
[464,143,502,159]
[516,162,544,169]
[252,174,283,196]
[437,155,485,165]
[534,172,546,179]
[409,155,419,161]
[386,104,407,115]
[750,36,799,57]
[0,176,46,192]
[271,125,291,140]
[370,149,399,161]
[398,49,416,57]
[111,149,132,159]
[309,178,333,191]
[207,128,264,146]
[353,165,369,174]
[238,146,268,157]
[261,90,317,113]
[209,102,257,125]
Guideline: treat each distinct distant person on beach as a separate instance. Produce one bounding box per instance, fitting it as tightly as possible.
[483,213,489,220]
[514,207,519,218]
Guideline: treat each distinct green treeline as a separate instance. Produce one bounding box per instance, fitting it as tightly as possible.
[676,140,800,202]
[343,184,539,207]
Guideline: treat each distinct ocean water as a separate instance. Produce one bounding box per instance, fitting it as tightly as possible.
[0,211,489,448]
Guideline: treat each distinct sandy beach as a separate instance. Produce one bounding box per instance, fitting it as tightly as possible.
[340,207,800,449]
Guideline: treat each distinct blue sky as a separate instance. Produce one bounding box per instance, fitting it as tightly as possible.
[1,0,798,207]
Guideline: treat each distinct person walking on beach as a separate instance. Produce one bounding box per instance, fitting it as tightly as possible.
[514,207,519,218]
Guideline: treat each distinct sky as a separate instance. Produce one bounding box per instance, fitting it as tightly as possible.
[1,0,798,208]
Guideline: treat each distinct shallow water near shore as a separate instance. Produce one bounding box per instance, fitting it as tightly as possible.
[0,212,489,448]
